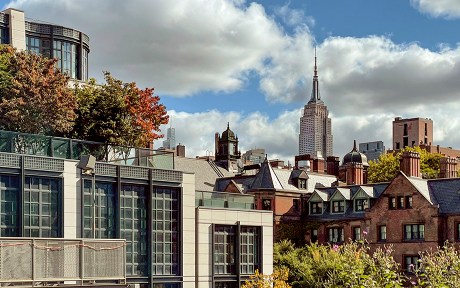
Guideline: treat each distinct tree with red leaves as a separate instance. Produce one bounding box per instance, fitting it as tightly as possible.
[72,72,168,148]
[0,45,76,135]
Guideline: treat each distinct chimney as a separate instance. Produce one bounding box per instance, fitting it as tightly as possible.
[176,143,186,157]
[440,157,457,178]
[326,156,340,176]
[215,133,219,157]
[346,162,363,185]
[400,151,421,178]
[312,158,325,174]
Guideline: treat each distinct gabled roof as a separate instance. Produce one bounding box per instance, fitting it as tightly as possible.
[401,172,435,205]
[250,159,284,190]
[352,186,374,199]
[330,187,351,200]
[309,189,329,202]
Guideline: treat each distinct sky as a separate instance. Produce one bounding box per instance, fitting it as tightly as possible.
[2,0,460,162]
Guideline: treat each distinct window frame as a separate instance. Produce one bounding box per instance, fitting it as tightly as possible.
[352,226,361,241]
[309,201,323,215]
[354,198,368,212]
[331,200,345,214]
[327,227,344,243]
[378,225,387,242]
[389,197,396,209]
[404,223,425,241]
[404,255,420,273]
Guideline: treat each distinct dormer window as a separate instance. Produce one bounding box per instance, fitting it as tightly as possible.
[310,202,323,215]
[332,200,345,213]
[298,179,307,189]
[355,198,368,212]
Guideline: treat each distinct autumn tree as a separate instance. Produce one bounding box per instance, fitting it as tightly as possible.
[0,45,76,135]
[367,146,442,183]
[72,72,168,148]
[241,268,291,288]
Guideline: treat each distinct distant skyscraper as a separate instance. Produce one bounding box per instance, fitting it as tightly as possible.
[299,51,333,158]
[162,127,176,149]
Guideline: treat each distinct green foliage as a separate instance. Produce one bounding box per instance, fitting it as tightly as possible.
[71,72,168,147]
[241,268,291,288]
[368,146,442,183]
[274,240,405,288]
[414,242,460,287]
[0,45,76,135]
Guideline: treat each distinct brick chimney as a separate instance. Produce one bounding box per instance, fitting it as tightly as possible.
[440,157,457,178]
[326,156,340,176]
[346,162,363,185]
[400,151,421,178]
[312,158,325,174]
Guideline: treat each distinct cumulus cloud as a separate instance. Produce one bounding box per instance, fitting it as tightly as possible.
[274,3,314,27]
[410,0,460,19]
[5,0,460,160]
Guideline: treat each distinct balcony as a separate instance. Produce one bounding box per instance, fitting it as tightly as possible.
[196,191,255,209]
[0,130,174,170]
[0,238,126,287]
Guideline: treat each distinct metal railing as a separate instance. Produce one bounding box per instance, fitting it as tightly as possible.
[196,191,255,209]
[0,130,174,170]
[0,238,126,286]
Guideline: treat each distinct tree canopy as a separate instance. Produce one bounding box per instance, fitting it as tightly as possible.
[367,146,442,183]
[0,45,76,135]
[0,45,169,148]
[71,72,168,147]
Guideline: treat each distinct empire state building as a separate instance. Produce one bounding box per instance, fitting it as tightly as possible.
[298,53,333,158]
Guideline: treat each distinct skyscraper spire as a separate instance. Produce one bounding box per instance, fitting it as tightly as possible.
[309,47,321,103]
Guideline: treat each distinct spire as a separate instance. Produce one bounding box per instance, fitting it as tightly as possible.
[308,47,321,104]
[352,140,357,152]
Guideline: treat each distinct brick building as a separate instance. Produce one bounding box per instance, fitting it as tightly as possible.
[304,151,460,271]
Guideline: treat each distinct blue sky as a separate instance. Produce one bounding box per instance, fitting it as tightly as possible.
[2,0,460,161]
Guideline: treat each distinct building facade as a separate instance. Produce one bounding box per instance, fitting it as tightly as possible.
[0,8,89,81]
[304,151,460,272]
[392,117,433,150]
[359,141,385,162]
[242,148,265,165]
[0,130,272,288]
[299,54,333,158]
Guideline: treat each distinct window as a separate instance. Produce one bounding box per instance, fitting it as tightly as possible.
[403,124,408,136]
[311,228,318,242]
[405,196,413,208]
[355,198,368,212]
[398,196,404,209]
[214,226,236,275]
[310,202,322,214]
[26,36,40,54]
[0,175,19,236]
[404,224,425,240]
[293,199,300,212]
[24,176,61,237]
[83,180,116,239]
[396,142,400,149]
[332,200,345,213]
[152,187,179,276]
[298,179,307,189]
[389,197,396,209]
[328,227,344,243]
[262,199,272,210]
[378,225,387,241]
[404,255,420,272]
[457,223,460,241]
[121,184,148,276]
[353,227,361,241]
[0,27,9,44]
[240,227,260,275]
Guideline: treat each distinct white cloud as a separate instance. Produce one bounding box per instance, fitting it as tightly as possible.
[410,0,460,19]
[274,3,313,27]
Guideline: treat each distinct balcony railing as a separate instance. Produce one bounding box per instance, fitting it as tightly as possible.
[0,130,174,170]
[196,191,255,209]
[0,238,126,286]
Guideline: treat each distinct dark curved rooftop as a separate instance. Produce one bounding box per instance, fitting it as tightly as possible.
[342,140,369,167]
[221,123,236,140]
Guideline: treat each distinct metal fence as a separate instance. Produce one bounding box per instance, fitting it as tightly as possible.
[0,238,126,286]
[0,130,174,170]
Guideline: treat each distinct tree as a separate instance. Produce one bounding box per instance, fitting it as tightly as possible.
[72,72,168,148]
[241,268,291,288]
[368,146,442,183]
[0,45,76,135]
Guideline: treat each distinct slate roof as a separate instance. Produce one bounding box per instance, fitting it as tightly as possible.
[174,157,234,191]
[427,178,460,214]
